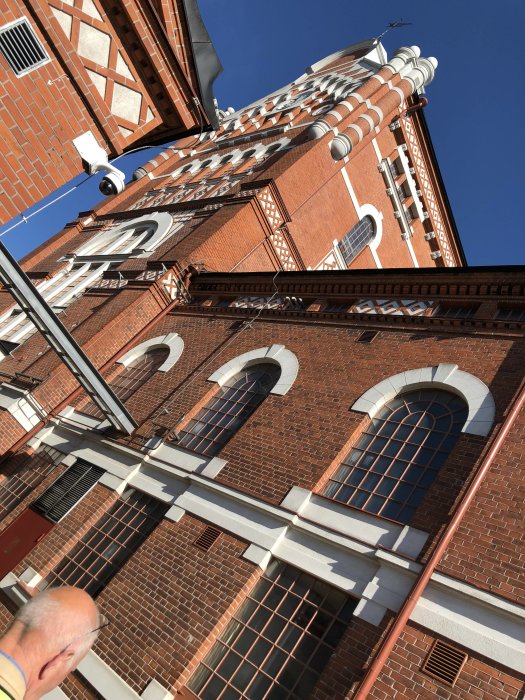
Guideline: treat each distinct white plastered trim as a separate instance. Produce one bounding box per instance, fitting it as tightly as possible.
[207,345,299,396]
[116,334,184,373]
[359,203,383,267]
[351,364,495,437]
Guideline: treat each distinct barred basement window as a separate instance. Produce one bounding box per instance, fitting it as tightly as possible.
[338,216,375,267]
[0,447,61,518]
[31,460,103,523]
[188,561,357,700]
[323,389,468,524]
[0,19,49,76]
[178,363,280,457]
[46,490,167,597]
[421,639,468,686]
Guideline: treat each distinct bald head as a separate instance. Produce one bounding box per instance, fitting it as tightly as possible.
[2,587,100,699]
[15,586,99,656]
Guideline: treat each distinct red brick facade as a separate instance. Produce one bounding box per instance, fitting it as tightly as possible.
[0,38,523,700]
[0,0,220,223]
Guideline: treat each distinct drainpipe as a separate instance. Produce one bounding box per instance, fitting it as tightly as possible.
[1,269,195,462]
[354,381,525,699]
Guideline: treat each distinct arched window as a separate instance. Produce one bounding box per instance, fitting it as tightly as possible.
[178,363,281,456]
[323,389,468,524]
[81,348,169,418]
[338,216,375,266]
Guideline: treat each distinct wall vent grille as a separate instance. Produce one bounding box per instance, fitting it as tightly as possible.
[0,19,49,76]
[421,639,467,686]
[31,460,103,523]
[194,526,221,551]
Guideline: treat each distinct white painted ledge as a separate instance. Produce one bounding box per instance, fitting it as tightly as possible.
[412,572,525,674]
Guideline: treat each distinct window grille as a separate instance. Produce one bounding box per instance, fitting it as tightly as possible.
[323,389,468,524]
[0,19,49,76]
[188,560,357,700]
[80,347,168,419]
[338,216,375,267]
[46,490,167,596]
[357,330,378,343]
[31,460,103,523]
[178,363,280,457]
[0,447,62,518]
[421,639,468,686]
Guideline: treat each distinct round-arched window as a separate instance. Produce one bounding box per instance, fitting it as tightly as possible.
[338,216,375,267]
[323,389,468,523]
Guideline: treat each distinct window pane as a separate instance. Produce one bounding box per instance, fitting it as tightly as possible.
[322,389,468,524]
[178,364,280,456]
[188,562,355,699]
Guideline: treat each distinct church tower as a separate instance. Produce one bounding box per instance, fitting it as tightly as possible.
[1,37,522,700]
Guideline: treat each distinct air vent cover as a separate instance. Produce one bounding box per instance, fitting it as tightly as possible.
[421,639,467,686]
[31,459,103,523]
[0,19,49,76]
[194,526,221,551]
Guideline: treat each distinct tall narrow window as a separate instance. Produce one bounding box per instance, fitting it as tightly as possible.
[188,560,357,700]
[323,389,468,524]
[0,447,62,519]
[338,216,375,266]
[178,363,281,456]
[46,490,167,596]
[80,347,168,418]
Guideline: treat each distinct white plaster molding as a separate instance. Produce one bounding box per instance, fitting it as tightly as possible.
[352,364,495,437]
[0,384,46,431]
[116,333,184,372]
[412,572,525,675]
[207,345,299,396]
[140,679,174,700]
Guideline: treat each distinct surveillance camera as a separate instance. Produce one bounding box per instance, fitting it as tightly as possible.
[99,170,125,196]
[73,132,126,197]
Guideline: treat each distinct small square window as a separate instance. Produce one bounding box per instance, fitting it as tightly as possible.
[0,19,49,76]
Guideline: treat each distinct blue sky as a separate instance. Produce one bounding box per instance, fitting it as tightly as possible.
[2,0,524,265]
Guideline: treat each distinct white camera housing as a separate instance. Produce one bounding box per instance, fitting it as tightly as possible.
[73,131,126,197]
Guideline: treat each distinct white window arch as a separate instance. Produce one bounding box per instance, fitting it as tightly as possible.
[207,344,299,396]
[352,364,495,437]
[74,213,174,258]
[116,333,184,373]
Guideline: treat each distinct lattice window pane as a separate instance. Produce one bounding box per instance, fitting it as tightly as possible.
[323,389,468,524]
[80,347,168,419]
[178,363,280,457]
[188,561,357,700]
[0,19,49,76]
[46,490,167,596]
[0,446,63,518]
[338,216,375,267]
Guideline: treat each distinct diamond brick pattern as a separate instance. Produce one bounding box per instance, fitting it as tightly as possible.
[349,299,434,316]
[49,0,154,138]
[402,118,456,267]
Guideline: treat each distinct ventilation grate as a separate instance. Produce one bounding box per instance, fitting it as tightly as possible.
[194,526,221,551]
[421,639,467,686]
[31,459,103,523]
[0,19,49,76]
